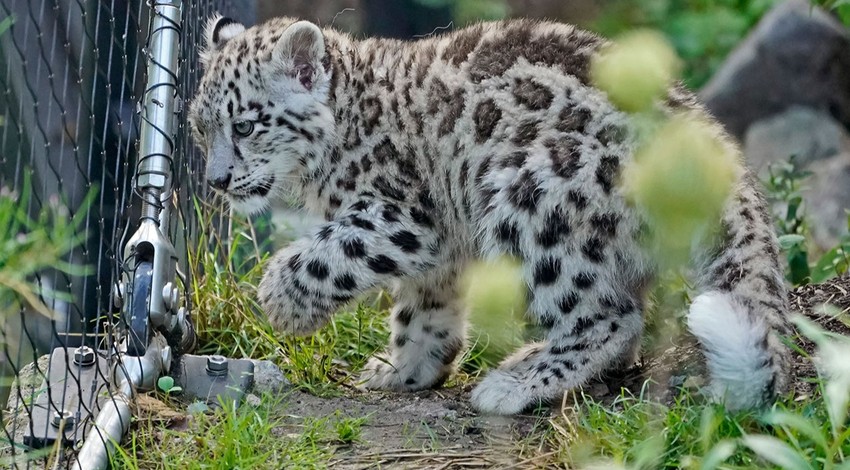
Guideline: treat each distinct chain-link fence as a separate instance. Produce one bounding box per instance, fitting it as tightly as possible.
[0,1,254,468]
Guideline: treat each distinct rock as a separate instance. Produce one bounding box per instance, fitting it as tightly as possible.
[744,106,850,172]
[245,393,263,407]
[5,354,50,411]
[668,375,686,388]
[3,355,50,461]
[801,153,850,247]
[586,382,610,397]
[743,106,850,248]
[700,0,850,139]
[249,359,291,396]
[683,375,706,390]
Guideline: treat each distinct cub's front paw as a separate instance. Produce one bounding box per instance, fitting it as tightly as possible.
[358,356,409,391]
[358,355,450,392]
[258,255,330,336]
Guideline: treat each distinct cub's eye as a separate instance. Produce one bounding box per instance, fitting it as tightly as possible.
[233,121,254,137]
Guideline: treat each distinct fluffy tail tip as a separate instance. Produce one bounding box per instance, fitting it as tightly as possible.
[687,291,775,411]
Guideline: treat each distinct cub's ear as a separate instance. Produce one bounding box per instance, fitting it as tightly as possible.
[273,21,326,91]
[203,14,245,53]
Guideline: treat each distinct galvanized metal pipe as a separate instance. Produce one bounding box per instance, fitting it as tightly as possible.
[73,2,183,469]
[137,1,183,223]
[73,335,169,468]
[72,394,132,470]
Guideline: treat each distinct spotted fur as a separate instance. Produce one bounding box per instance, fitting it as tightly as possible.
[189,16,791,414]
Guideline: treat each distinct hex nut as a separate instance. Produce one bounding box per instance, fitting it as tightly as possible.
[206,355,228,377]
[51,410,75,428]
[73,346,96,367]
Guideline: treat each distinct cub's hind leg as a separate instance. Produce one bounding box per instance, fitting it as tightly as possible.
[359,267,467,391]
[470,274,646,414]
[471,228,651,414]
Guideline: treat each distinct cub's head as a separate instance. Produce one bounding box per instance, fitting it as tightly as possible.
[189,15,334,214]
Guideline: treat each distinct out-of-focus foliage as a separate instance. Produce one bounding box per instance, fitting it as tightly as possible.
[461,256,526,367]
[765,158,850,285]
[0,176,93,321]
[591,31,736,267]
[624,114,738,266]
[590,29,681,113]
[412,0,509,24]
[592,0,781,88]
[812,0,850,24]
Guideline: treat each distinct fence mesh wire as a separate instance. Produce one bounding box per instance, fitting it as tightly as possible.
[0,1,254,467]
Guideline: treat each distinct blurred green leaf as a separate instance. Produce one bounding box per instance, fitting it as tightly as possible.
[740,435,814,470]
[699,439,736,470]
[778,234,806,250]
[762,410,828,452]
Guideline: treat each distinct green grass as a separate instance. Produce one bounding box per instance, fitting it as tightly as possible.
[77,161,849,470]
[540,380,850,470]
[114,161,850,469]
[110,394,358,469]
[529,314,850,470]
[186,200,390,395]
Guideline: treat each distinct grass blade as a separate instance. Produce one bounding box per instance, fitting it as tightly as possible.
[740,435,813,470]
[700,440,736,470]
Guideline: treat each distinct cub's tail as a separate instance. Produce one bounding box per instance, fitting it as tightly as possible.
[686,174,792,411]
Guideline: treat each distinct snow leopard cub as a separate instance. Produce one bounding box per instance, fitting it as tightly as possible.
[189,15,791,415]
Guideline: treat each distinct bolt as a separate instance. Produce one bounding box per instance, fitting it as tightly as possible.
[160,345,172,374]
[73,346,96,367]
[112,283,124,310]
[178,308,197,353]
[206,355,228,377]
[51,410,75,428]
[162,282,181,311]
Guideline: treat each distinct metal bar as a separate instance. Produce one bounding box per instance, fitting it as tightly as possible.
[73,334,169,469]
[121,0,183,354]
[71,393,132,470]
[70,3,184,469]
[136,0,182,223]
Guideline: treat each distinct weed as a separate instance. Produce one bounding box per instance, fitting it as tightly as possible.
[764,157,850,285]
[0,175,95,320]
[334,413,368,444]
[156,376,182,396]
[110,394,338,470]
[186,198,389,393]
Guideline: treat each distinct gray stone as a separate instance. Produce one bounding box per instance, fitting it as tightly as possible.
[801,153,850,248]
[743,106,850,248]
[4,354,50,412]
[245,393,263,407]
[744,106,850,171]
[249,359,291,396]
[2,355,50,462]
[700,0,850,139]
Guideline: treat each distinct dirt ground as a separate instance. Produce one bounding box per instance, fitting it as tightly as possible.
[271,275,850,468]
[6,275,849,469]
[193,275,847,469]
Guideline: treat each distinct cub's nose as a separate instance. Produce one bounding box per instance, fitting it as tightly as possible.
[207,173,232,190]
